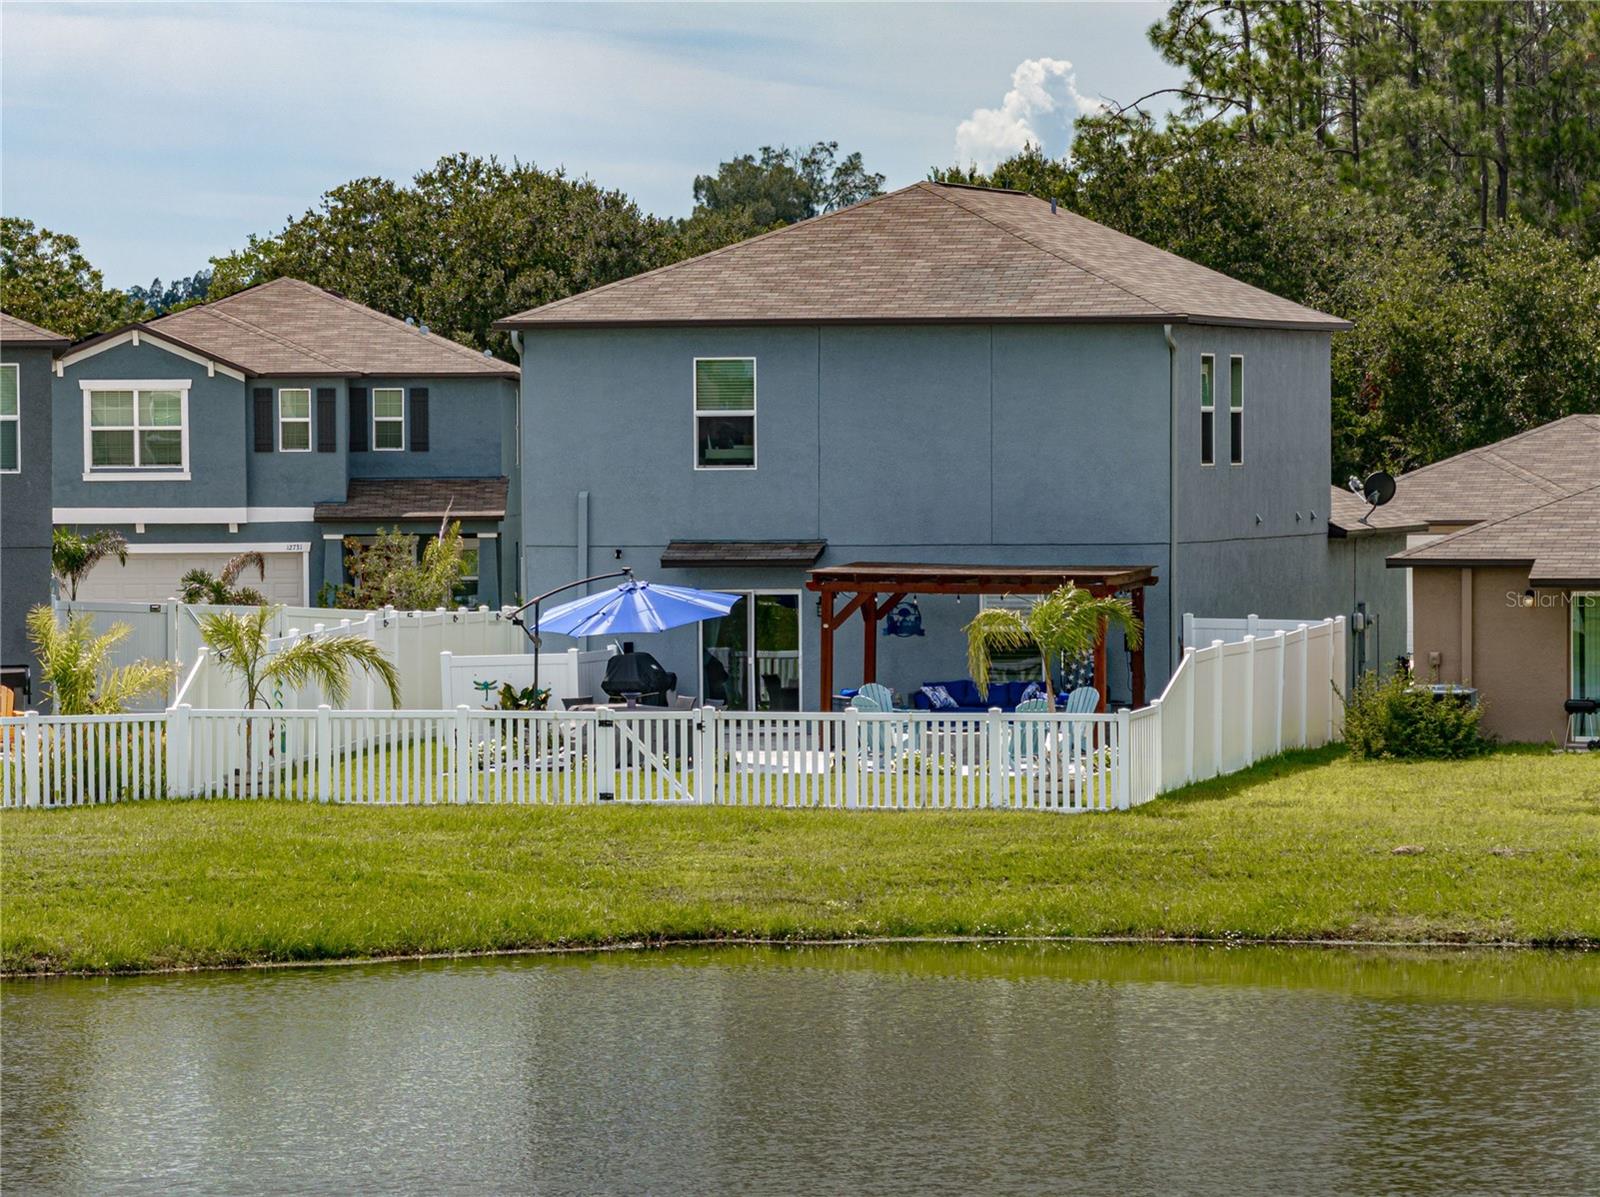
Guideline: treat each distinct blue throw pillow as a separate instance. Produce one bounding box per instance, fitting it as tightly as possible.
[920,684,959,711]
[1020,681,1048,704]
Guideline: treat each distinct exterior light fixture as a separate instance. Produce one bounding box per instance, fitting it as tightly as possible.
[1521,589,1536,608]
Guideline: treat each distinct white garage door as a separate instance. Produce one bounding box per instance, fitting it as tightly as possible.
[75,550,306,604]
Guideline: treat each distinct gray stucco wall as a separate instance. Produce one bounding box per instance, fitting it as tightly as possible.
[520,323,1176,708]
[51,344,520,605]
[54,341,246,509]
[1,344,55,687]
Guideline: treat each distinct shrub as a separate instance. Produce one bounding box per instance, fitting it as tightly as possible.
[1343,671,1491,761]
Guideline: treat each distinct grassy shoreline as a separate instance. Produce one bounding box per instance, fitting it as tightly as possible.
[3,746,1596,975]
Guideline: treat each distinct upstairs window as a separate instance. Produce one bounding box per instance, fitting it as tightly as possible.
[372,387,405,450]
[279,388,311,452]
[0,364,17,473]
[1229,355,1244,465]
[694,358,755,469]
[84,384,187,473]
[1199,354,1215,466]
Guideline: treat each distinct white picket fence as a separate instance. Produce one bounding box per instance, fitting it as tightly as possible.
[0,706,1130,812]
[1,615,1346,815]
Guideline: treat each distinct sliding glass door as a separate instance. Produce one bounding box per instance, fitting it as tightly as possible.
[700,592,801,710]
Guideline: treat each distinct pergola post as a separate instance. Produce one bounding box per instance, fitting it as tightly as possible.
[1130,586,1147,708]
[861,596,877,684]
[818,588,835,709]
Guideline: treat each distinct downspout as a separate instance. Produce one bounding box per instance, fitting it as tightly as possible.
[1164,323,1180,673]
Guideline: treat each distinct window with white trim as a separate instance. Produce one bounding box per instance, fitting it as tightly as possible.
[279,388,311,451]
[86,385,186,471]
[694,358,755,469]
[1228,355,1244,465]
[0,364,18,473]
[1199,354,1215,466]
[373,387,405,450]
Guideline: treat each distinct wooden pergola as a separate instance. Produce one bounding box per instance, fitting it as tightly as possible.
[806,562,1159,712]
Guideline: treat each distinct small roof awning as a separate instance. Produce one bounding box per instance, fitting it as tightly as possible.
[662,540,826,567]
[806,561,1157,594]
[314,476,508,523]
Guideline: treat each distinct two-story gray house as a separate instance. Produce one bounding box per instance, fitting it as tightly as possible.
[499,181,1396,710]
[2,312,71,701]
[51,279,521,607]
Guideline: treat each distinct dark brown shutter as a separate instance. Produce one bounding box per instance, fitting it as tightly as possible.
[348,387,369,452]
[316,387,337,452]
[253,388,273,452]
[408,387,429,452]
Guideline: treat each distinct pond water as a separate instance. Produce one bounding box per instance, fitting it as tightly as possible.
[3,944,1597,1195]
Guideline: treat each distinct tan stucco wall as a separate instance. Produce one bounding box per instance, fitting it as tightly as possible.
[1410,565,1570,743]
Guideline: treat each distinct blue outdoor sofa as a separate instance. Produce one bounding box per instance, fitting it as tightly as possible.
[910,679,1042,713]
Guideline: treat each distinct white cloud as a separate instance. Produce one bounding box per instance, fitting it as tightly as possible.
[954,57,1105,171]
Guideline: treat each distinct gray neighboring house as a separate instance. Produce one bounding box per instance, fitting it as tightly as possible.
[2,312,71,703]
[52,279,521,608]
[499,181,1400,710]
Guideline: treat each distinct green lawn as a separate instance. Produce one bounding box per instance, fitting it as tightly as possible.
[2,746,1596,974]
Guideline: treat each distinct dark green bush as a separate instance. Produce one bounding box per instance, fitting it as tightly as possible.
[1343,672,1491,761]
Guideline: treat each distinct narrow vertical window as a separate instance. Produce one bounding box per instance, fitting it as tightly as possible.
[694,358,755,469]
[1199,354,1215,466]
[372,387,405,450]
[1229,355,1244,465]
[279,388,311,451]
[0,364,18,473]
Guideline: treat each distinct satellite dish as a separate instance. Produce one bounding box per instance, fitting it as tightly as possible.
[1363,471,1396,508]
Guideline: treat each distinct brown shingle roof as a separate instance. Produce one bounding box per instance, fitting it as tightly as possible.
[148,279,516,378]
[0,311,71,348]
[1329,414,1600,534]
[1389,484,1600,586]
[496,183,1349,331]
[314,476,509,523]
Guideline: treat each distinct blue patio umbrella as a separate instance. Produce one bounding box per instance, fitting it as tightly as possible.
[506,568,740,696]
[537,579,740,637]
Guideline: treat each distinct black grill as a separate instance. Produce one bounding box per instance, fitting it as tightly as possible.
[602,651,677,705]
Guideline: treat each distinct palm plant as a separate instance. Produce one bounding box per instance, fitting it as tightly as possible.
[964,584,1143,711]
[51,527,128,601]
[199,606,402,710]
[26,605,176,714]
[178,552,268,605]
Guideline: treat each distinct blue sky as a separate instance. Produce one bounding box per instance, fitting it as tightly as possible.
[2,2,1182,288]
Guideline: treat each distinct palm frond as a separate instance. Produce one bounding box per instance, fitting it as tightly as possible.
[963,606,1033,699]
[265,634,403,708]
[219,552,267,589]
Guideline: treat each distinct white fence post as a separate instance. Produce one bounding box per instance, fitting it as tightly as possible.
[1183,650,1195,785]
[1211,640,1224,778]
[986,707,1005,808]
[697,706,715,805]
[1182,612,1195,651]
[316,704,333,803]
[1273,630,1286,756]
[168,703,191,798]
[21,711,40,807]
[844,706,861,809]
[1243,634,1256,767]
[1115,708,1131,810]
[1297,624,1310,748]
[453,705,472,803]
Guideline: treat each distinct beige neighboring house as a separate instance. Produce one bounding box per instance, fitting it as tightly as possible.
[1371,415,1600,745]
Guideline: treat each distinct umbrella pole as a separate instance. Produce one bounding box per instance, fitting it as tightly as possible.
[507,567,635,703]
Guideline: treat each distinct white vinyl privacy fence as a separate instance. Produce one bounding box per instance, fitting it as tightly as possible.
[3,616,1346,814]
[55,600,527,710]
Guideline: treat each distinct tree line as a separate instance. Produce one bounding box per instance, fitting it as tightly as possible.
[3,2,1594,477]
